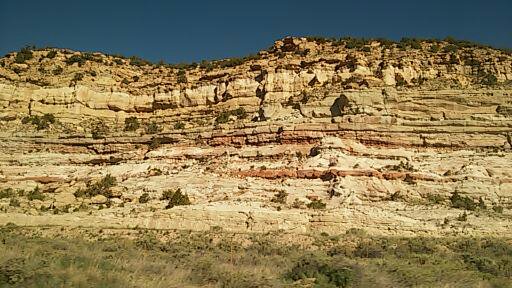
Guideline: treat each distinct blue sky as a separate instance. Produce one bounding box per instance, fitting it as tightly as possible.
[1,0,510,63]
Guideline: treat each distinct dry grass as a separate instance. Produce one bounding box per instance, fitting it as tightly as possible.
[0,225,511,287]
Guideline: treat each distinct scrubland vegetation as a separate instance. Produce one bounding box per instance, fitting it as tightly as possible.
[0,225,510,287]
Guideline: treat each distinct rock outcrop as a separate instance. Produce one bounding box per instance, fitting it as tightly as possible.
[0,37,511,236]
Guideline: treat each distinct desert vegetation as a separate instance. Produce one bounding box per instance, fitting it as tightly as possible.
[0,225,510,287]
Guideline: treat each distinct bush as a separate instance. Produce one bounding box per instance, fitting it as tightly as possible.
[160,189,179,200]
[164,189,191,209]
[426,193,444,204]
[215,111,230,124]
[124,117,140,131]
[135,233,160,250]
[0,188,15,199]
[177,70,187,83]
[26,186,44,201]
[72,73,83,82]
[46,50,57,59]
[450,192,476,211]
[442,45,458,53]
[145,122,160,134]
[91,121,109,139]
[129,56,152,67]
[480,73,498,86]
[174,122,185,130]
[215,107,248,124]
[139,193,150,204]
[21,114,56,130]
[400,37,422,49]
[286,255,355,288]
[354,241,384,258]
[65,55,85,66]
[14,46,33,64]
[74,174,117,198]
[429,45,440,53]
[52,66,63,75]
[307,199,326,210]
[271,191,288,204]
[9,198,20,207]
[457,211,468,221]
[493,206,504,213]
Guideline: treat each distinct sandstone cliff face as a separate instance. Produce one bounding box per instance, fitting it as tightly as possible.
[0,37,511,236]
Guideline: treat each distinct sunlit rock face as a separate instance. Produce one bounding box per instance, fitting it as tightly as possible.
[0,37,511,236]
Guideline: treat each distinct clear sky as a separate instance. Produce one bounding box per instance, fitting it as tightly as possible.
[1,0,511,63]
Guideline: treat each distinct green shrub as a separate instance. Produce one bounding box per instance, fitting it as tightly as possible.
[139,193,150,204]
[164,189,191,209]
[174,122,185,130]
[72,73,83,82]
[21,114,56,130]
[26,186,44,201]
[160,189,179,200]
[9,198,20,207]
[74,174,117,198]
[493,206,504,213]
[463,254,500,276]
[129,56,152,67]
[135,232,159,250]
[231,107,247,119]
[0,188,15,199]
[354,241,384,258]
[450,192,476,211]
[442,45,458,53]
[14,46,33,64]
[0,257,27,284]
[52,66,63,75]
[148,138,161,150]
[457,211,468,221]
[124,116,140,131]
[177,70,187,83]
[480,73,498,86]
[307,199,326,210]
[271,191,288,204]
[46,50,57,59]
[91,121,109,139]
[145,122,160,134]
[286,255,355,288]
[343,37,367,49]
[429,45,440,53]
[65,55,85,66]
[426,193,444,204]
[215,111,230,124]
[215,107,248,124]
[400,37,422,49]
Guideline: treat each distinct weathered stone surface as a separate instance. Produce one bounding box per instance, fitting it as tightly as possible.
[0,38,511,236]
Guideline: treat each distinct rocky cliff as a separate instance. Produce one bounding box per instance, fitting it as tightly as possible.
[0,37,511,236]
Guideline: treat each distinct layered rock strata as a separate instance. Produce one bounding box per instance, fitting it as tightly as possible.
[0,37,511,236]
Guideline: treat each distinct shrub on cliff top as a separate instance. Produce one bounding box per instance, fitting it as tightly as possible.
[14,46,34,64]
